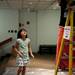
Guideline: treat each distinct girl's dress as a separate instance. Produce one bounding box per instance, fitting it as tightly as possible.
[16,38,30,66]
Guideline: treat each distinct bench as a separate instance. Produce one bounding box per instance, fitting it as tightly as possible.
[38,45,56,54]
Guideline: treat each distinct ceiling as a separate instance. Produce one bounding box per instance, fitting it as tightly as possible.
[0,0,60,11]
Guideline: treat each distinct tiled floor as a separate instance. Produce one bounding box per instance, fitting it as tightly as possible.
[3,67,69,75]
[0,54,71,75]
[6,54,55,69]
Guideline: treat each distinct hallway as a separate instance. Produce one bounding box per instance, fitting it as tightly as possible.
[3,67,68,75]
[0,53,55,75]
[0,54,70,75]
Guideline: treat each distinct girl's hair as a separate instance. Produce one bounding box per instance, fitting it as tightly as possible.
[17,28,28,39]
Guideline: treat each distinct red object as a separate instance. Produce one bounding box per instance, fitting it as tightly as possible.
[56,26,75,70]
[56,26,64,61]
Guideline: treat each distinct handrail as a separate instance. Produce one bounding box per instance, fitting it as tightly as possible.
[0,37,12,47]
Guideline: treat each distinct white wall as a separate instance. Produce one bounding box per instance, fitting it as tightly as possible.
[0,9,19,40]
[0,9,19,55]
[37,9,60,47]
[20,10,37,52]
[20,9,60,52]
[0,9,60,53]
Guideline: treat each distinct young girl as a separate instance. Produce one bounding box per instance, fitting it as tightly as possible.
[13,28,34,75]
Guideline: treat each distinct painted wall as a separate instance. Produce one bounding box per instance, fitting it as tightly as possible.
[0,9,60,53]
[20,9,60,52]
[0,9,19,55]
[20,10,37,52]
[37,9,60,46]
[0,9,18,40]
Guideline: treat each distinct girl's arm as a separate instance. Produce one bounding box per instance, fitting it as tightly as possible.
[28,42,34,58]
[12,42,23,57]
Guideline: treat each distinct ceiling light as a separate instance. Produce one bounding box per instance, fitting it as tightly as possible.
[51,2,60,9]
[29,2,32,5]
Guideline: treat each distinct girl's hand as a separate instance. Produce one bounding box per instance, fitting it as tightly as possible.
[18,52,23,57]
[31,53,34,58]
[20,51,23,54]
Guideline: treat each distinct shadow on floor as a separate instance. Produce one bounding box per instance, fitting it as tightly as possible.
[0,53,56,75]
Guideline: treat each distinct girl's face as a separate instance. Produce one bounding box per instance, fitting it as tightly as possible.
[20,30,27,38]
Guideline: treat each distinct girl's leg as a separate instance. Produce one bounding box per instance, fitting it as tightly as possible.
[22,66,26,75]
[17,66,22,75]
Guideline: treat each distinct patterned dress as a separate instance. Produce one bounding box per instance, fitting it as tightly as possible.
[16,38,30,66]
